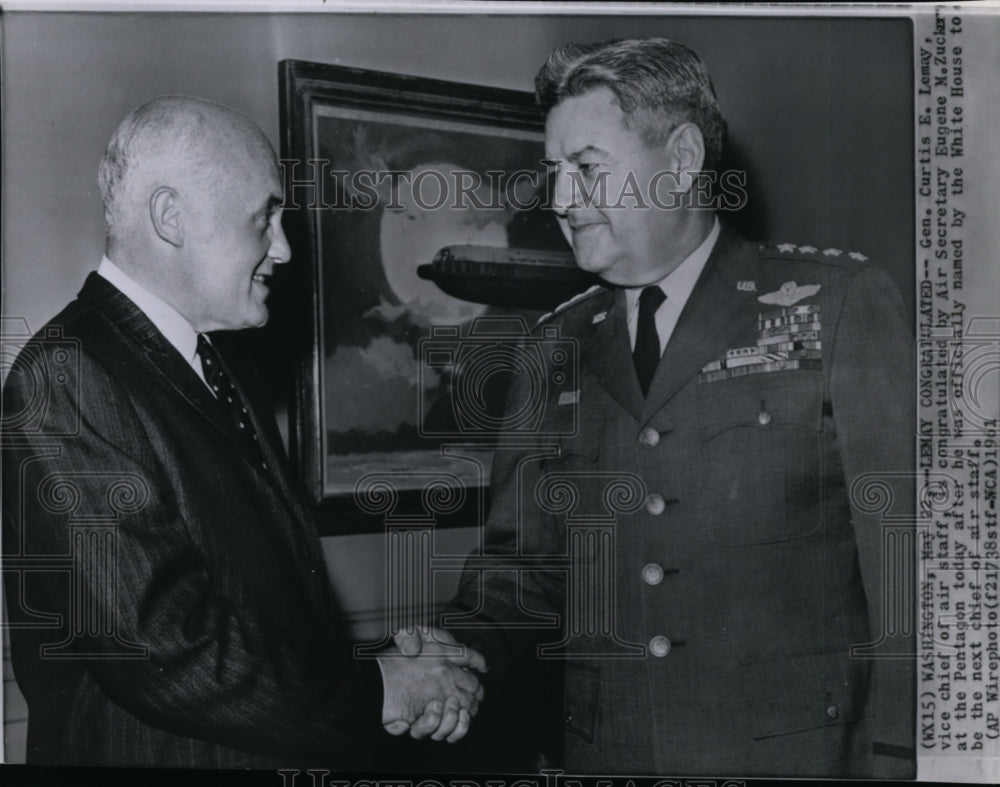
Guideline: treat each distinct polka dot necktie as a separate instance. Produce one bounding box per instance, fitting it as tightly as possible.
[197,334,267,470]
[633,285,667,397]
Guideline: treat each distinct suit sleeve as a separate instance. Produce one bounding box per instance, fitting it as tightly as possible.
[829,263,916,770]
[1,344,382,763]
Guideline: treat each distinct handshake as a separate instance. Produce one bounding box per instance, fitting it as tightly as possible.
[376,627,488,743]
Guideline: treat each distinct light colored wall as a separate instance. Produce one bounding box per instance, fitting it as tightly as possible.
[2,12,913,335]
[1,11,912,763]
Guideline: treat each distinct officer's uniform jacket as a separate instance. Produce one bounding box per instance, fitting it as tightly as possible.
[451,224,915,778]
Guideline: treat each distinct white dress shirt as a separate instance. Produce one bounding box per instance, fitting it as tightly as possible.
[97,256,210,388]
[625,217,721,353]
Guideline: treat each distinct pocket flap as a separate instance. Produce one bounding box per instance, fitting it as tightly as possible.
[742,649,869,740]
[698,371,823,441]
[555,425,601,462]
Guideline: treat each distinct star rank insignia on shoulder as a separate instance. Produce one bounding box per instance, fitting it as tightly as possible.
[765,242,870,264]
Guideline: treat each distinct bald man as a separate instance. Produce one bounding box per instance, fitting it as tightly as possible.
[1,96,483,768]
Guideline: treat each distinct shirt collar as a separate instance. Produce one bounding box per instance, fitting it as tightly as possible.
[626,216,721,314]
[97,256,200,368]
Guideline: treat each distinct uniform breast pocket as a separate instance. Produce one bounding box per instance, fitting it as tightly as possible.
[740,648,870,742]
[697,371,825,545]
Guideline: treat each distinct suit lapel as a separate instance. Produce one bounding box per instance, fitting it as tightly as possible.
[80,273,222,411]
[79,274,334,619]
[78,274,291,491]
[643,226,763,417]
[582,288,645,422]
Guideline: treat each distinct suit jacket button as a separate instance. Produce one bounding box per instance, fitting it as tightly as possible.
[649,635,672,657]
[645,494,666,515]
[826,704,839,719]
[642,563,664,585]
[639,427,660,447]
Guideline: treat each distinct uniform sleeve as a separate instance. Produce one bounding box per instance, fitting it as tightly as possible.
[1,343,381,764]
[444,336,568,683]
[828,263,917,772]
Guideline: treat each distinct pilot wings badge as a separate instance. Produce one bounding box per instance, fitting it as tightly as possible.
[757,281,821,307]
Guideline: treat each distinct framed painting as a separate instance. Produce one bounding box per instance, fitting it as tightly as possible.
[278,60,574,534]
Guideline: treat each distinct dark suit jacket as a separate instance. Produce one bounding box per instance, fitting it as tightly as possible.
[2,273,382,768]
[449,225,915,778]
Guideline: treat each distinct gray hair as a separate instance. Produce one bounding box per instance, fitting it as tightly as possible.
[97,96,240,237]
[535,38,727,171]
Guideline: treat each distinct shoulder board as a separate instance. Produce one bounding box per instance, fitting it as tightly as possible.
[536,284,605,326]
[758,241,869,264]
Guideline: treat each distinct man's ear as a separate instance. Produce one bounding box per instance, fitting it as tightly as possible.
[149,186,184,247]
[665,123,706,193]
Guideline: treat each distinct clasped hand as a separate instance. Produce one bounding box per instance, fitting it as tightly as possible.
[377,627,487,743]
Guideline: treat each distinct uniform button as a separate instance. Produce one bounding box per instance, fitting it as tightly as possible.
[826,704,839,720]
[645,494,666,515]
[757,410,772,426]
[649,635,672,657]
[638,427,660,448]
[565,713,574,726]
[641,563,664,585]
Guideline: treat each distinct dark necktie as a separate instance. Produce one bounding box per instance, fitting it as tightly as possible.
[633,285,667,397]
[197,334,266,470]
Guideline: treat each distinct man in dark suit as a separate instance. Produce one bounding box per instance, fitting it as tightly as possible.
[418,38,915,777]
[1,95,483,767]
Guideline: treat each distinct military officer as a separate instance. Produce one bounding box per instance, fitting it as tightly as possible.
[440,38,916,778]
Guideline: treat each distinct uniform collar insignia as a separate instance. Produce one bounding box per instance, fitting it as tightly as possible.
[758,281,821,307]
